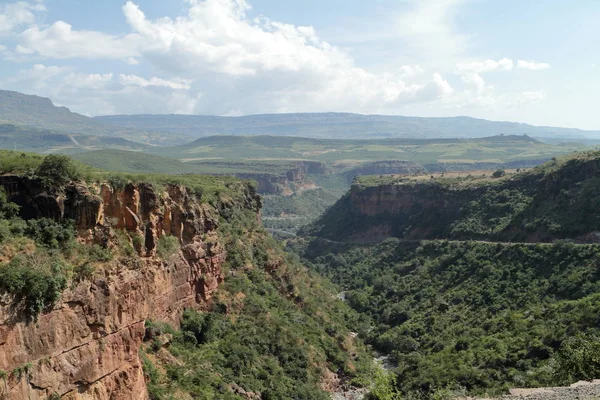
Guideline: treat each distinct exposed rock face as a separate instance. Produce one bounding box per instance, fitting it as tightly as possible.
[0,176,260,399]
[313,154,600,243]
[235,173,290,195]
[235,161,329,195]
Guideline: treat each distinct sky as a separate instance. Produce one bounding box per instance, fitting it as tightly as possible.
[0,0,599,129]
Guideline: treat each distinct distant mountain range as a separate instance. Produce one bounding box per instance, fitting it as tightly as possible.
[96,112,600,140]
[1,90,600,149]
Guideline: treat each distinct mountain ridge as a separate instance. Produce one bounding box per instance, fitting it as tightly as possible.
[95,112,600,139]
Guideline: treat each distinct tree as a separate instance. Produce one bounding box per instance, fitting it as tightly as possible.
[555,333,600,383]
[35,155,82,186]
[492,169,506,178]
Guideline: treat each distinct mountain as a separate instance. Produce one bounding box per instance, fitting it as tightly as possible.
[296,150,600,398]
[96,112,600,140]
[0,123,147,153]
[0,90,191,145]
[0,90,108,135]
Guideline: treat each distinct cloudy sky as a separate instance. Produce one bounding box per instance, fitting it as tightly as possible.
[0,0,598,129]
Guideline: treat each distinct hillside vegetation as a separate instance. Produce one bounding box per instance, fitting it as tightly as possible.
[296,150,600,398]
[309,151,600,243]
[0,150,376,398]
[150,134,583,165]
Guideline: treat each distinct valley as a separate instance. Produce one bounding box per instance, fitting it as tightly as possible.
[2,89,600,399]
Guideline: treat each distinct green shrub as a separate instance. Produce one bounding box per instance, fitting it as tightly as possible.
[0,253,68,318]
[73,263,96,283]
[156,235,179,259]
[25,218,75,249]
[555,333,600,383]
[35,154,83,186]
[492,169,506,178]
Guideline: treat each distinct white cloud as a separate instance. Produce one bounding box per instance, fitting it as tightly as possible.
[4,64,200,115]
[0,1,44,36]
[395,0,470,63]
[2,0,549,118]
[118,74,191,90]
[398,65,424,78]
[17,21,140,59]
[517,60,551,70]
[457,58,514,73]
[116,0,454,114]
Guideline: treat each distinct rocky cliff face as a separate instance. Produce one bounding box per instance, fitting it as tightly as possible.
[310,153,600,242]
[235,161,329,195]
[0,176,260,399]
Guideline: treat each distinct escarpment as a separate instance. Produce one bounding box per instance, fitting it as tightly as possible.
[235,161,329,195]
[0,176,260,399]
[309,152,600,243]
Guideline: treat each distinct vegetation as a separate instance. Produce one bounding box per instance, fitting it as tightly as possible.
[150,134,582,165]
[141,203,375,399]
[0,189,71,317]
[298,238,600,397]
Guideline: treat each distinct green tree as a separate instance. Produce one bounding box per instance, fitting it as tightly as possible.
[492,169,506,178]
[35,154,82,186]
[555,333,600,383]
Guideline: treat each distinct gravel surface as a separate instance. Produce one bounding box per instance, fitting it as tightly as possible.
[465,380,600,400]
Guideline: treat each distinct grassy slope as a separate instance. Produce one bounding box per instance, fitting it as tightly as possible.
[150,135,585,166]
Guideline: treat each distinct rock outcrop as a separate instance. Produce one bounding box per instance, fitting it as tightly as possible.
[235,161,330,195]
[0,176,260,399]
[309,152,600,243]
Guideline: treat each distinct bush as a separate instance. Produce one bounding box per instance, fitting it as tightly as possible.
[492,169,506,178]
[24,218,75,249]
[156,235,179,259]
[555,333,600,383]
[35,154,82,186]
[0,253,68,318]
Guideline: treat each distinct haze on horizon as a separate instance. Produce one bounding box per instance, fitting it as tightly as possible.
[0,0,598,130]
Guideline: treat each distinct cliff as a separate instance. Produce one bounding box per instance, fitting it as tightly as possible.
[308,151,600,242]
[0,175,260,399]
[235,161,329,195]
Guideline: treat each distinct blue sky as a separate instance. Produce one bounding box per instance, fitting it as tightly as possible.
[0,0,599,130]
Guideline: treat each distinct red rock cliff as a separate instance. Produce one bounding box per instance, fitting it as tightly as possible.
[0,177,260,399]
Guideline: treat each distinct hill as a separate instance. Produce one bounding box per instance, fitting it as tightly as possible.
[0,123,147,153]
[96,112,600,140]
[295,150,600,398]
[151,134,584,166]
[307,151,600,243]
[0,90,190,145]
[71,149,198,174]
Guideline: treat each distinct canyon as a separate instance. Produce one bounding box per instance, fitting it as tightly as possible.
[0,175,260,399]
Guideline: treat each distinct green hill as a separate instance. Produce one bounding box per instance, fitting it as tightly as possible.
[151,134,585,166]
[0,90,191,145]
[0,123,147,153]
[71,149,198,174]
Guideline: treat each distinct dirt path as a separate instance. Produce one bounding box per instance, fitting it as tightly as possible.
[467,380,600,400]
